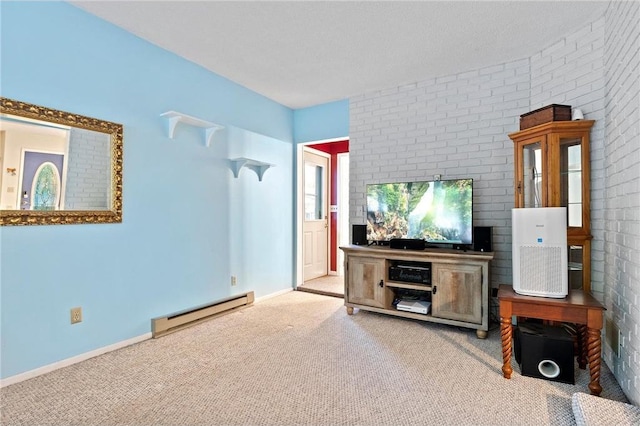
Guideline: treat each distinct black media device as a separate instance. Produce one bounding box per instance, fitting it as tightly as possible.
[473,226,493,252]
[389,238,425,250]
[388,261,431,285]
[514,323,574,384]
[352,224,368,245]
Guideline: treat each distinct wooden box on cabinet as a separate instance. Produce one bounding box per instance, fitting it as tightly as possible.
[519,104,571,130]
[340,245,494,339]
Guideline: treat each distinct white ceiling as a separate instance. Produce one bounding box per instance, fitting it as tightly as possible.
[71,1,609,109]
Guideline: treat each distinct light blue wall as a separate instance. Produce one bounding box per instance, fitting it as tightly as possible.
[0,2,294,379]
[291,100,349,262]
[293,99,349,143]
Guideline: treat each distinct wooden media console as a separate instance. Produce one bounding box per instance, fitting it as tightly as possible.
[340,245,494,338]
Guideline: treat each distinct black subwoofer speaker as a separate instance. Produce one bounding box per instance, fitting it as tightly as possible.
[473,226,493,252]
[352,224,368,245]
[514,323,575,384]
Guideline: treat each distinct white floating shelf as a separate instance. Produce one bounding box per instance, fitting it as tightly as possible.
[160,111,224,147]
[230,157,275,182]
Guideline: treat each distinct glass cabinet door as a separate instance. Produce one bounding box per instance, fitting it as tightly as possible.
[568,244,584,290]
[559,137,584,229]
[567,239,591,291]
[515,139,546,208]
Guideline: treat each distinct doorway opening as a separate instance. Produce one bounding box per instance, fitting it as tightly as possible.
[296,139,349,298]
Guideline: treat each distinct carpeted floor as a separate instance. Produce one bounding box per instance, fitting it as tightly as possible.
[298,274,344,298]
[0,291,628,425]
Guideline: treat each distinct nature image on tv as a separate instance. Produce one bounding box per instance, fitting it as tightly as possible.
[366,179,473,244]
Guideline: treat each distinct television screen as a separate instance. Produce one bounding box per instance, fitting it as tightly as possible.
[366,179,473,245]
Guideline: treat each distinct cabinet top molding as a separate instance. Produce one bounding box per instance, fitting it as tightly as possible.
[508,119,595,139]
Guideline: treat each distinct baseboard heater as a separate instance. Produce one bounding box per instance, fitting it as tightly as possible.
[151,291,254,338]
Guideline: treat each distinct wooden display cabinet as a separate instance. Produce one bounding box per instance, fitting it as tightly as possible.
[509,120,594,292]
[341,245,494,338]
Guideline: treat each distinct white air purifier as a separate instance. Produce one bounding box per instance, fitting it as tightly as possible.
[512,207,568,298]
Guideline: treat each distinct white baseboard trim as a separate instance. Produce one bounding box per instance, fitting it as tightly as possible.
[0,332,152,388]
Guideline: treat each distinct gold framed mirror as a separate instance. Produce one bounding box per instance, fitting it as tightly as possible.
[0,97,123,225]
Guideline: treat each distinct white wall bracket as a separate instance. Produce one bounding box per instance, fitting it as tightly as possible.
[230,157,274,182]
[160,111,224,147]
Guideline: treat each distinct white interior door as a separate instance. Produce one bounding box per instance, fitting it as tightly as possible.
[303,149,329,281]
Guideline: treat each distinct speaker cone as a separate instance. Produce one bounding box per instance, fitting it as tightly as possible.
[538,360,561,379]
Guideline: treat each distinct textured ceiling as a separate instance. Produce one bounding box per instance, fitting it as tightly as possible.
[71,1,609,109]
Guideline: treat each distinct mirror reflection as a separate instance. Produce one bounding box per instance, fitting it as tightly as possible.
[0,97,123,226]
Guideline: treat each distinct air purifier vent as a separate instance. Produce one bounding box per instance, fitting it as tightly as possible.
[519,246,565,296]
[512,207,568,298]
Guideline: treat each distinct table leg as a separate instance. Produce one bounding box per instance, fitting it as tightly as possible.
[577,324,587,369]
[500,316,513,379]
[587,327,603,396]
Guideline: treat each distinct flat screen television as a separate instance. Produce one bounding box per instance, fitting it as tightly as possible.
[366,178,473,246]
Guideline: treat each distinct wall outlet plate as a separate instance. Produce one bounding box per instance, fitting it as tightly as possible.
[70,307,82,324]
[606,316,620,357]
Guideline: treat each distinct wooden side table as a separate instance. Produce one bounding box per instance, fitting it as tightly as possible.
[498,285,605,396]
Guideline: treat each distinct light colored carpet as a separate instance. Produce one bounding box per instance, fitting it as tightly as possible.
[298,275,344,298]
[0,291,628,425]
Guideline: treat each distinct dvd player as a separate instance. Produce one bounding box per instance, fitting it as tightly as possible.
[396,300,431,315]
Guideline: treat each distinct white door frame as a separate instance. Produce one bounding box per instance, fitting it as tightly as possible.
[337,152,349,276]
[295,138,346,288]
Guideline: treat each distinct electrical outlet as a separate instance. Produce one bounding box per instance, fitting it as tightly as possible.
[606,317,620,357]
[434,174,441,181]
[231,276,237,286]
[70,307,82,324]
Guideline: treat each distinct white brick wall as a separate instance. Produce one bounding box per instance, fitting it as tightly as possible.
[531,17,607,298]
[350,26,611,284]
[65,128,111,209]
[350,59,530,285]
[603,0,640,405]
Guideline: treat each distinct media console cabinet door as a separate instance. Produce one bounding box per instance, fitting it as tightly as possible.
[347,256,389,309]
[432,264,483,324]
